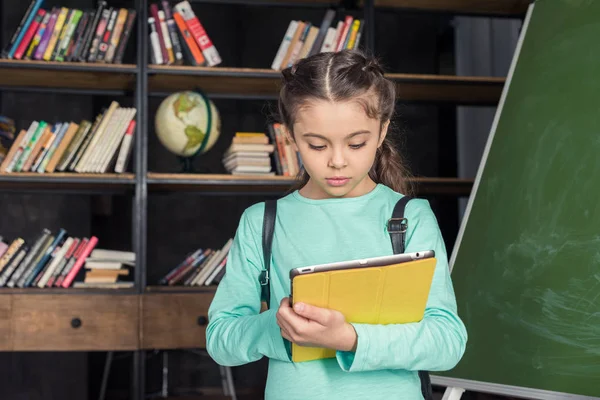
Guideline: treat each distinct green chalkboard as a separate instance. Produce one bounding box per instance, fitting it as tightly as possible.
[437,0,600,398]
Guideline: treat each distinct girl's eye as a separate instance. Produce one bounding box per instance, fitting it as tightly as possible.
[349,143,366,150]
[308,144,326,151]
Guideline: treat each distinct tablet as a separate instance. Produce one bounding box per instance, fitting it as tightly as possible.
[288,250,437,363]
[289,250,434,280]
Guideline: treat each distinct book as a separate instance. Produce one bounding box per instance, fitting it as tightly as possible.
[2,1,136,64]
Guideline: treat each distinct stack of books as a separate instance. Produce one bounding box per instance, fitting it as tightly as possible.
[1,1,136,64]
[0,100,136,174]
[78,248,135,289]
[222,132,275,176]
[271,9,363,71]
[159,238,232,286]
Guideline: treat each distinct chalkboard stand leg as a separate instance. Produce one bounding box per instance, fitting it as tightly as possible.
[442,387,466,400]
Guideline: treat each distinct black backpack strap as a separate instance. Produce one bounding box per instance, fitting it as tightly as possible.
[388,196,411,254]
[388,196,434,400]
[260,200,277,310]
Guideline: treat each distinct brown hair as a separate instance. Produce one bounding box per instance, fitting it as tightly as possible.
[277,49,413,195]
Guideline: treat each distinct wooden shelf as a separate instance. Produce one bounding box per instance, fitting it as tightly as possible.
[387,73,504,104]
[0,287,137,295]
[371,0,531,15]
[148,65,281,99]
[0,172,135,192]
[147,172,472,196]
[148,65,504,104]
[148,172,296,194]
[145,285,218,293]
[0,59,137,93]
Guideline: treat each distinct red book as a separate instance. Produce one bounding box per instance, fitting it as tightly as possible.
[174,1,221,67]
[150,4,168,64]
[14,8,46,60]
[61,236,98,288]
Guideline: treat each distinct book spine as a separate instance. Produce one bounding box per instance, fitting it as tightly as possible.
[148,17,163,65]
[42,7,69,61]
[114,119,135,173]
[308,8,336,57]
[55,237,88,287]
[62,236,98,288]
[34,8,58,60]
[2,0,37,58]
[78,1,107,62]
[24,10,51,60]
[175,1,221,67]
[271,20,298,70]
[173,11,205,66]
[113,10,136,64]
[87,7,111,62]
[13,8,46,60]
[158,10,174,64]
[6,0,43,59]
[104,8,128,63]
[96,8,117,62]
[149,4,168,64]
[55,9,83,62]
[67,11,90,61]
[162,0,184,65]
[23,228,67,287]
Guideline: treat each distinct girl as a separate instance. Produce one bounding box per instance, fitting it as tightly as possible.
[206,49,467,400]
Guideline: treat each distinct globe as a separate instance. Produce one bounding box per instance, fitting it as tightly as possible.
[155,91,221,159]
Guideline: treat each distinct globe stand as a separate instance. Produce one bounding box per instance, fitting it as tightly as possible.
[178,155,197,173]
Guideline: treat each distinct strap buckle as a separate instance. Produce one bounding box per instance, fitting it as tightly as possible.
[387,217,408,233]
[259,269,269,286]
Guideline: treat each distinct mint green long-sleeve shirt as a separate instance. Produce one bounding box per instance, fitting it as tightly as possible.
[206,184,467,400]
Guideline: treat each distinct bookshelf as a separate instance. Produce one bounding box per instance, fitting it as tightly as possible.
[371,0,531,16]
[147,65,504,102]
[0,0,530,399]
[0,59,137,93]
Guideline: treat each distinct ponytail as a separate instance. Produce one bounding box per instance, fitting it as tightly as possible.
[369,136,414,196]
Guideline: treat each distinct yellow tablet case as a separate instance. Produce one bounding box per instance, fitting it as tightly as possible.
[290,257,437,363]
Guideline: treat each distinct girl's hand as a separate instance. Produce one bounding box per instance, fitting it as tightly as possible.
[276,297,357,352]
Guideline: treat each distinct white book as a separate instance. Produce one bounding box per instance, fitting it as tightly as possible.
[271,20,298,70]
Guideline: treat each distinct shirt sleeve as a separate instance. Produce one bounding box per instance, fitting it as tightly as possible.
[336,199,468,372]
[206,206,291,367]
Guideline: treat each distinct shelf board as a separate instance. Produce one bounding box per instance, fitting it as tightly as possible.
[371,0,531,15]
[148,172,296,194]
[0,287,137,295]
[147,173,473,196]
[0,59,137,93]
[0,172,136,192]
[387,73,504,104]
[145,285,218,293]
[147,65,504,104]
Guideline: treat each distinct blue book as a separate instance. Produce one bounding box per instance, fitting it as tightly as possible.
[23,228,66,287]
[7,0,44,59]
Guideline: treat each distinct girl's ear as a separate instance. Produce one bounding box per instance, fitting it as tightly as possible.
[378,120,390,147]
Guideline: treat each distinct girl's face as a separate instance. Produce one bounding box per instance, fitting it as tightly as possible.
[291,99,388,199]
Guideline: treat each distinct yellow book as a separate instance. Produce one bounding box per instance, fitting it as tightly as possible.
[43,7,69,61]
[290,255,437,362]
[235,132,266,137]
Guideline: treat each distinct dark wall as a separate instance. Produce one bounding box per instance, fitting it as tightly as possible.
[1,1,460,399]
